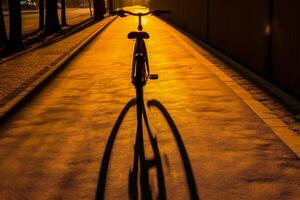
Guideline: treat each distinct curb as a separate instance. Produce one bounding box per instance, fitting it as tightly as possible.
[158,18,300,159]
[3,10,39,16]
[0,16,117,121]
[1,18,93,65]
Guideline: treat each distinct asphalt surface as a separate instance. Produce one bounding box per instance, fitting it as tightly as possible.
[4,8,92,35]
[0,7,299,200]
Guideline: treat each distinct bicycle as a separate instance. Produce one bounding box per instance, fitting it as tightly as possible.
[96,9,199,200]
[109,9,171,200]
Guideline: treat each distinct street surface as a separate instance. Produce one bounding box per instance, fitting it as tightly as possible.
[0,7,299,200]
[4,8,92,35]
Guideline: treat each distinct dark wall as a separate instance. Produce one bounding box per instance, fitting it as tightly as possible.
[185,0,208,41]
[208,0,269,74]
[150,0,300,98]
[272,0,300,96]
[113,0,149,8]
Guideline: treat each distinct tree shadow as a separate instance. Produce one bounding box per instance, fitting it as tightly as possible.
[28,18,94,48]
[0,18,94,59]
[95,99,200,200]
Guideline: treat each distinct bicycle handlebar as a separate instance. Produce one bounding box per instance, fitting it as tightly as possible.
[109,10,171,17]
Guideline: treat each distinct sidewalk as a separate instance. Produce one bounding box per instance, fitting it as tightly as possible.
[0,8,299,200]
[3,8,90,16]
[0,16,115,114]
[3,10,39,16]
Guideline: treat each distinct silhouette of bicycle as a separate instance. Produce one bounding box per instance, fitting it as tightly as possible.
[96,10,199,200]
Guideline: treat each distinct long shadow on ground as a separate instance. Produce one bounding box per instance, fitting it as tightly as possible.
[95,99,200,200]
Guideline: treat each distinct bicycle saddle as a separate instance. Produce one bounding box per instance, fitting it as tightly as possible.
[128,31,150,39]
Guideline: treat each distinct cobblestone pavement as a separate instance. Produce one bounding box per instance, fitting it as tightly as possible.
[0,8,299,200]
[189,43,300,136]
[0,16,115,107]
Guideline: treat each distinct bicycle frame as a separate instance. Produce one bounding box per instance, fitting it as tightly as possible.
[128,12,165,200]
[97,9,199,200]
[109,9,171,199]
[131,35,149,87]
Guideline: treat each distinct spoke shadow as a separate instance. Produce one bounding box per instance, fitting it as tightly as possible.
[127,100,166,200]
[142,101,166,199]
[147,99,200,200]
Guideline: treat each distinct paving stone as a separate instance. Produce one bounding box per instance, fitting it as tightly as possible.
[0,7,299,200]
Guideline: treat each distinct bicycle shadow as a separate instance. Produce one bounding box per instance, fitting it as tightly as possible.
[95,98,136,200]
[147,100,199,200]
[95,99,200,200]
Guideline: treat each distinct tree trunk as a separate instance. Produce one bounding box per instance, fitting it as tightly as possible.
[8,0,23,49]
[39,0,44,30]
[108,0,113,13]
[88,0,93,18]
[61,0,67,26]
[45,0,60,34]
[0,0,7,44]
[93,0,105,20]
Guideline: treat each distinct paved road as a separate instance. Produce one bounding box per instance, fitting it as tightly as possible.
[0,7,299,200]
[4,8,92,35]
